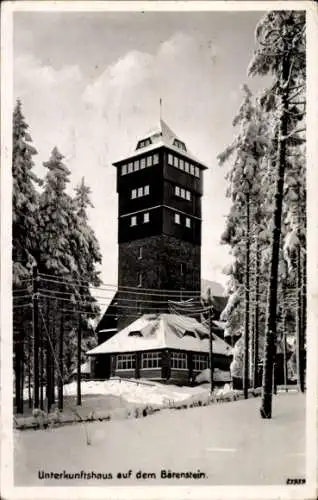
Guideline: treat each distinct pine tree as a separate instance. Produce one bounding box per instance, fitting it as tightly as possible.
[12,99,40,283]
[12,100,40,413]
[218,85,269,395]
[248,10,306,418]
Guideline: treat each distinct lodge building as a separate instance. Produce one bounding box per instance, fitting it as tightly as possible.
[87,118,231,383]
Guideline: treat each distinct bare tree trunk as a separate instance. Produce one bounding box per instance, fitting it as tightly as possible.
[296,245,305,392]
[244,192,250,399]
[301,249,306,389]
[260,57,289,419]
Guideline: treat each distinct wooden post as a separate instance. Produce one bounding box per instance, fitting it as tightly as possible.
[209,308,214,395]
[32,265,39,409]
[77,313,82,406]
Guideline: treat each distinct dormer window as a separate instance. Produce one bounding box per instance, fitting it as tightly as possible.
[136,137,152,150]
[173,139,187,152]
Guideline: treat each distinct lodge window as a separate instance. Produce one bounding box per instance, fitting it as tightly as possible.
[146,156,152,167]
[186,190,191,201]
[116,354,136,370]
[122,164,127,175]
[171,352,188,370]
[140,158,146,169]
[168,153,173,165]
[195,166,200,178]
[174,213,181,225]
[185,162,190,173]
[131,216,137,227]
[131,189,137,199]
[153,153,159,165]
[190,164,195,176]
[128,163,134,174]
[193,354,208,372]
[143,212,150,223]
[179,159,184,170]
[144,184,150,196]
[141,351,161,369]
[173,156,179,168]
[185,217,191,228]
[134,160,139,171]
[138,187,143,197]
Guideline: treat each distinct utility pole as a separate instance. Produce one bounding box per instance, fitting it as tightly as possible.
[253,234,260,389]
[209,307,214,395]
[32,265,39,408]
[77,313,82,406]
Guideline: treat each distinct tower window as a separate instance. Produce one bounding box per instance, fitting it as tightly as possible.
[131,189,137,199]
[185,217,191,228]
[134,160,140,171]
[143,212,150,223]
[174,213,181,225]
[122,164,127,175]
[140,158,146,169]
[168,153,173,165]
[153,153,159,165]
[131,216,137,227]
[195,166,200,178]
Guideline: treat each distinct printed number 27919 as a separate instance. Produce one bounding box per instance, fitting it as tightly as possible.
[286,478,306,485]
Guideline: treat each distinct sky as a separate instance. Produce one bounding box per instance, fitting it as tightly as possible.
[13,9,270,291]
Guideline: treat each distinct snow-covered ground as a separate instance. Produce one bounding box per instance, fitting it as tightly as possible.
[14,392,305,486]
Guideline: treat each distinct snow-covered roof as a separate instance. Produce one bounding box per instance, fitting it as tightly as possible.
[87,313,232,357]
[113,119,208,169]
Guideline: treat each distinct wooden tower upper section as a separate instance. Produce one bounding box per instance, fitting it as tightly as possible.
[113,119,208,246]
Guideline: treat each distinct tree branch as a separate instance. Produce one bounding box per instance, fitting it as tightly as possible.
[280,128,306,142]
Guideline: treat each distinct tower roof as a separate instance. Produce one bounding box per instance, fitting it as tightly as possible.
[113,118,208,169]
